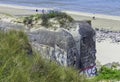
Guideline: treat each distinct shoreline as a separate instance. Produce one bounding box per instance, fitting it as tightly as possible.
[0,3,54,10]
[1,3,120,20]
[0,5,120,31]
[0,4,120,31]
[64,11,120,21]
[0,4,120,65]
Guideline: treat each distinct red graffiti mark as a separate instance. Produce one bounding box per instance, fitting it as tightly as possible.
[80,65,95,71]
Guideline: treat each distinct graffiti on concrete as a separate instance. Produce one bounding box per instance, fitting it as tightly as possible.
[29,21,97,77]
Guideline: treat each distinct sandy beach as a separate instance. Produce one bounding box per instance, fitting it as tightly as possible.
[0,6,37,16]
[0,4,54,16]
[0,5,120,31]
[66,11,120,65]
[66,11,120,31]
[96,40,120,65]
[0,5,120,65]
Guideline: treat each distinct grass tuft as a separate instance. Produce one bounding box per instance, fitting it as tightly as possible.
[0,30,90,82]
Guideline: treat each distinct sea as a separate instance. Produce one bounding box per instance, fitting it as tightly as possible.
[0,0,120,16]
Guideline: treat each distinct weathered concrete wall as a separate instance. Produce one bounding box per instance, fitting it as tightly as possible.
[79,21,97,77]
[29,21,97,77]
[69,21,97,77]
[0,20,97,77]
[29,29,78,67]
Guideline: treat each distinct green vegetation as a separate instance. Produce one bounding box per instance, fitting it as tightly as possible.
[41,11,73,28]
[86,20,91,25]
[0,30,90,82]
[0,30,32,82]
[2,30,120,82]
[94,66,120,81]
[22,11,74,29]
[0,28,120,82]
[23,14,41,27]
[0,13,13,17]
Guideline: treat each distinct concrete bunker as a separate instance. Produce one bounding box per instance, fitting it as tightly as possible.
[29,21,97,77]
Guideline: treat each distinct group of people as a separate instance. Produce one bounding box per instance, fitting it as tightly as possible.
[35,9,96,20]
[35,9,45,14]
